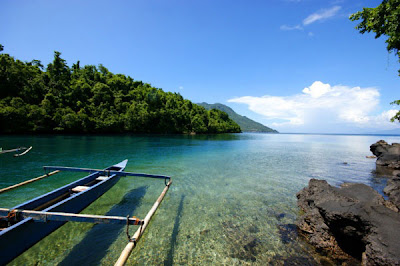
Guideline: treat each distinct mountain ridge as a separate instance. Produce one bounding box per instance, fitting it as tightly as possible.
[198,102,278,133]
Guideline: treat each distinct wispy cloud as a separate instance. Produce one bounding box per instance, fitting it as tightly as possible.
[280,24,303,31]
[178,86,184,90]
[280,5,342,32]
[303,6,341,25]
[228,81,399,133]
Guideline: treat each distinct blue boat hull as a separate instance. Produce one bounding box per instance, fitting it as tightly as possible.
[0,160,127,265]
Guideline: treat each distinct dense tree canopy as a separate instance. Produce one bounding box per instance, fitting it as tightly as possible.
[0,47,241,134]
[350,0,400,123]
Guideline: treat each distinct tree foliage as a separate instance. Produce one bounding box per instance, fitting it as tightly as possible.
[350,0,400,74]
[0,46,241,134]
[350,0,400,123]
[391,100,400,122]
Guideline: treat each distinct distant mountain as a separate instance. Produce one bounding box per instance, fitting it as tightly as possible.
[366,128,400,135]
[198,102,278,133]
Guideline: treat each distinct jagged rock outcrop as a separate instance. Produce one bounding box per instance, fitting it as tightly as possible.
[297,179,400,265]
[384,178,400,210]
[370,140,400,176]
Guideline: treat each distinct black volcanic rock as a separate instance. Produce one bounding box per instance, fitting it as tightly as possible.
[384,178,400,209]
[297,179,400,265]
[370,140,400,176]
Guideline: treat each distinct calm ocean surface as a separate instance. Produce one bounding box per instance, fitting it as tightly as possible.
[1,133,400,265]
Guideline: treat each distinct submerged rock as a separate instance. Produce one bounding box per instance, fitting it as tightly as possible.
[271,255,320,266]
[221,220,261,262]
[276,213,286,220]
[297,179,400,265]
[370,140,400,176]
[229,235,261,262]
[277,224,298,244]
[248,224,260,233]
[200,229,210,235]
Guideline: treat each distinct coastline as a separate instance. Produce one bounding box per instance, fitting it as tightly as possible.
[296,139,400,264]
[2,133,400,264]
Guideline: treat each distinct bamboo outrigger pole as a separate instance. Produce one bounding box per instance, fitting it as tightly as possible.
[0,147,25,154]
[13,146,32,157]
[0,170,60,194]
[115,180,172,266]
[0,208,143,225]
[44,166,171,183]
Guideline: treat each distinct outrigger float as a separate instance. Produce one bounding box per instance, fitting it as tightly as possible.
[0,146,33,157]
[0,160,172,265]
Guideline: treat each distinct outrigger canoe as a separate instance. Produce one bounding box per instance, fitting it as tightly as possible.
[0,160,172,265]
[0,146,32,157]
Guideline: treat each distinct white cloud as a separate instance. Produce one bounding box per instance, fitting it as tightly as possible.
[303,6,341,25]
[178,86,184,90]
[302,81,331,98]
[280,24,303,31]
[228,81,399,133]
[280,6,341,32]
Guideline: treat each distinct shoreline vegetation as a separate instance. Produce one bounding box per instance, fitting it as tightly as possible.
[0,48,240,134]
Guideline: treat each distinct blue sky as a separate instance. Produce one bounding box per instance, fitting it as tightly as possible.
[1,0,399,133]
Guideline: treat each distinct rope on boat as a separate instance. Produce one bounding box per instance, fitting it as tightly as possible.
[126,216,132,241]
[7,210,17,221]
[0,170,60,194]
[0,209,17,226]
[125,215,142,241]
[115,179,173,266]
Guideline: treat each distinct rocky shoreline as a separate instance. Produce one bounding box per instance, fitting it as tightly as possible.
[296,140,400,265]
[370,140,400,176]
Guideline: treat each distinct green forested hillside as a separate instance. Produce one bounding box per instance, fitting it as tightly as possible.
[0,48,240,134]
[198,103,278,133]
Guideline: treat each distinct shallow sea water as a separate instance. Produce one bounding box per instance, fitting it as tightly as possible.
[1,133,400,265]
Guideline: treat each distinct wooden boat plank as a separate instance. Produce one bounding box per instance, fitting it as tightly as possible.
[96,176,108,181]
[71,185,90,193]
[11,172,100,211]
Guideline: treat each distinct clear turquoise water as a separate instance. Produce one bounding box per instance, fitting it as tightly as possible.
[1,133,400,265]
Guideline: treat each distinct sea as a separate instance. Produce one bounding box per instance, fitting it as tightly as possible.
[1,133,400,265]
